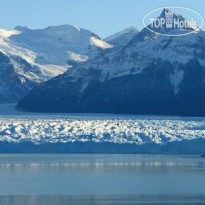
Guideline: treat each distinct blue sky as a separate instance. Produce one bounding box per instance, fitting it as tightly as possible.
[0,0,204,38]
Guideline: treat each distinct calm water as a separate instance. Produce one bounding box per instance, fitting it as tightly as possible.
[0,154,205,204]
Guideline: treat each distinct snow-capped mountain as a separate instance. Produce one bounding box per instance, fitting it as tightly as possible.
[0,25,112,102]
[9,25,112,65]
[17,9,205,116]
[104,26,140,46]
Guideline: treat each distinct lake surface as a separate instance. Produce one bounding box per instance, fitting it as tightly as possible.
[0,154,205,204]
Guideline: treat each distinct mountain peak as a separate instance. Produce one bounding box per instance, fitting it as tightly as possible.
[45,24,81,32]
[157,8,199,32]
[14,26,32,31]
[131,8,200,42]
[160,8,181,18]
[104,26,140,46]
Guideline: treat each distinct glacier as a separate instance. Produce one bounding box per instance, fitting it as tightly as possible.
[1,104,205,153]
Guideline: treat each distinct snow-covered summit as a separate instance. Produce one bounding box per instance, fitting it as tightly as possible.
[136,8,200,42]
[104,26,140,46]
[8,24,112,65]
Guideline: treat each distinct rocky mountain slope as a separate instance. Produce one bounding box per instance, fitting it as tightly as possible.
[17,9,205,116]
[0,50,44,102]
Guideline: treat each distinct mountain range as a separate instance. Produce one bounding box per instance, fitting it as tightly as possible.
[16,9,205,116]
[0,25,112,102]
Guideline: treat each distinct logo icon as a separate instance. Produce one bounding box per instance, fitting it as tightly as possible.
[143,6,204,37]
[165,10,173,28]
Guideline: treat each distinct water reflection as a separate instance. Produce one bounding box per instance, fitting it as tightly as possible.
[0,154,205,197]
[0,154,205,174]
[1,195,205,205]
